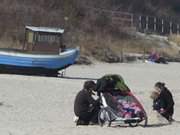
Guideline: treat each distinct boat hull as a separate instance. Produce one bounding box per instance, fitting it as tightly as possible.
[0,48,79,76]
[0,64,70,76]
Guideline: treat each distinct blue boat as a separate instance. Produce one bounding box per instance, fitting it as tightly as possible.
[0,26,80,76]
[0,48,79,76]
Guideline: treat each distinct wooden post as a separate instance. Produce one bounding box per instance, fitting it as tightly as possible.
[58,34,62,53]
[23,28,27,50]
[170,22,172,35]
[154,17,157,32]
[146,16,149,31]
[177,24,179,35]
[32,32,38,51]
[139,16,142,30]
[59,34,65,52]
[161,19,164,34]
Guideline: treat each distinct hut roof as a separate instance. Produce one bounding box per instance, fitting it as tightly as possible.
[26,26,64,34]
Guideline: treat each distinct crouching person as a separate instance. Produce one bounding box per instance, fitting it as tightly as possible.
[151,82,175,122]
[74,81,100,126]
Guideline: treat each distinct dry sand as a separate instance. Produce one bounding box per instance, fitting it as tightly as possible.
[0,62,180,135]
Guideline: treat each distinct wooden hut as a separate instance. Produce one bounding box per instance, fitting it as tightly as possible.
[23,26,65,54]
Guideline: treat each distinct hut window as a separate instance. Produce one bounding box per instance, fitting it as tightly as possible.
[38,34,59,43]
[50,35,56,42]
[38,35,48,42]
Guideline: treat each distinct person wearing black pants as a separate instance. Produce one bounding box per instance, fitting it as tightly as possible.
[153,82,175,122]
[74,81,100,125]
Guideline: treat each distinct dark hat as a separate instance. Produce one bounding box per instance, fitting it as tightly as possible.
[83,81,96,91]
[155,82,165,89]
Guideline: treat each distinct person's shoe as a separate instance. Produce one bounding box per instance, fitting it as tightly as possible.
[76,119,89,126]
[168,116,175,123]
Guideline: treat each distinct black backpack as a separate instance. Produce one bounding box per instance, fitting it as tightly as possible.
[96,74,130,93]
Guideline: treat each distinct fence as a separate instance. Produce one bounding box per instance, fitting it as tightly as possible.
[135,15,180,35]
[1,7,180,40]
[85,6,180,35]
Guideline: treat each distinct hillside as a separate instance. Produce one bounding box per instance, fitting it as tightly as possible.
[0,0,180,62]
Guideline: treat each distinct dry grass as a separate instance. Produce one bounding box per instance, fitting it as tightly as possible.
[77,31,180,59]
[168,34,180,46]
[0,36,22,49]
[0,0,179,60]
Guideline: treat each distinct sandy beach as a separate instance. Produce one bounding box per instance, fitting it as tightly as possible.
[0,62,180,135]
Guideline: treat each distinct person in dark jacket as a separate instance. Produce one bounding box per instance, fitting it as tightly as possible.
[151,91,165,112]
[74,81,100,125]
[153,82,175,122]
